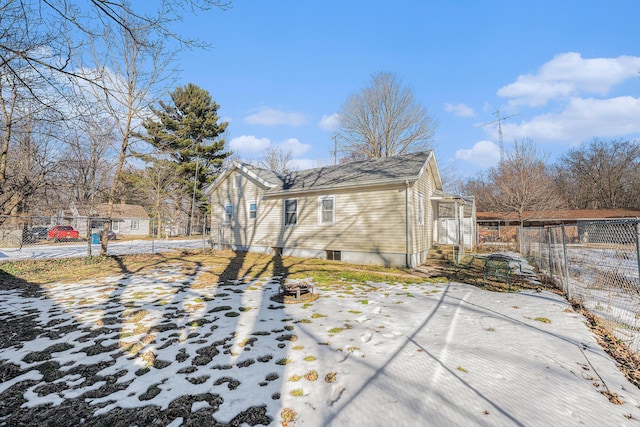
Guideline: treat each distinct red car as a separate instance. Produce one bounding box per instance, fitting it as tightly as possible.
[48,225,80,241]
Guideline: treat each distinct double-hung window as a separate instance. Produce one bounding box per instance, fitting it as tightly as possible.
[234,174,242,189]
[284,199,297,226]
[318,196,335,225]
[248,201,257,220]
[224,204,233,224]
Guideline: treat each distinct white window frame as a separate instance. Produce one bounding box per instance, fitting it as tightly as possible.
[418,193,424,225]
[318,195,335,225]
[284,199,298,226]
[234,174,242,189]
[248,201,257,220]
[224,204,233,224]
[131,219,140,230]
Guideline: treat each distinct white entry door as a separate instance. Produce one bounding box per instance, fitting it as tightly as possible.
[437,218,458,245]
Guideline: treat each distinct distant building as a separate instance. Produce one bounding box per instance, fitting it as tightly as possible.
[69,202,150,238]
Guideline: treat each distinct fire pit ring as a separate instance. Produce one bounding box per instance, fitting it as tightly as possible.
[279,282,315,301]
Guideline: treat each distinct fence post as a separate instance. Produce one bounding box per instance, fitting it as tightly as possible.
[517,227,522,254]
[636,220,640,292]
[87,217,92,257]
[561,224,571,300]
[547,227,553,279]
[202,212,206,251]
[539,229,543,273]
[151,217,156,255]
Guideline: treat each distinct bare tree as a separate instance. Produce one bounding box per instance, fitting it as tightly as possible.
[0,63,61,219]
[336,71,437,160]
[57,118,116,205]
[0,1,230,95]
[483,139,565,226]
[260,146,294,175]
[557,138,640,209]
[88,11,175,254]
[123,160,181,237]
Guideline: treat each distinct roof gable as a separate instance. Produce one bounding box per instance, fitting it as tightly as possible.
[205,162,283,195]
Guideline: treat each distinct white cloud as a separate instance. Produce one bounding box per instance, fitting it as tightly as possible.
[500,96,640,144]
[276,138,311,157]
[229,135,312,161]
[319,113,340,131]
[289,158,317,170]
[455,140,501,167]
[244,108,308,127]
[498,52,640,106]
[229,135,271,157]
[444,102,475,118]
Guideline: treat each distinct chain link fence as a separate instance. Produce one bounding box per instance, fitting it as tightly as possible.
[0,214,212,261]
[519,220,640,353]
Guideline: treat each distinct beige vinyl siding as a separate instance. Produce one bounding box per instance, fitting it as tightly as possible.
[209,155,442,265]
[410,159,437,256]
[265,184,407,254]
[211,171,271,248]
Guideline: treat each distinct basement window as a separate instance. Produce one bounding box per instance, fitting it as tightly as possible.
[326,250,341,261]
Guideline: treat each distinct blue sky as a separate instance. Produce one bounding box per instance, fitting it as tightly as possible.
[173,0,640,177]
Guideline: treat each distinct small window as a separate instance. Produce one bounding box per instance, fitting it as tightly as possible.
[112,221,120,232]
[248,202,257,220]
[418,193,424,225]
[326,250,341,261]
[131,219,139,230]
[224,204,233,223]
[318,196,335,225]
[284,199,297,226]
[234,174,242,189]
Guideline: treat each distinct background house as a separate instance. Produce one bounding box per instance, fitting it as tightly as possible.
[205,151,474,268]
[477,209,640,243]
[69,202,151,238]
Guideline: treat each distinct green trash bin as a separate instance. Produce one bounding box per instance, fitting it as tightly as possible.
[91,233,99,244]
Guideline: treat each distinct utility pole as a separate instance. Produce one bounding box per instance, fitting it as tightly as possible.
[481,109,518,163]
[189,145,200,237]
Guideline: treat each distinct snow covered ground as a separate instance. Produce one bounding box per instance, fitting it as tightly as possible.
[2,260,640,426]
[0,238,206,262]
[527,243,640,353]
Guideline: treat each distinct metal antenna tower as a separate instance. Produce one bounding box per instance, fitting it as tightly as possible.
[481,109,518,162]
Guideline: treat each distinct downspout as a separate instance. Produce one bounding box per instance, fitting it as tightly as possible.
[405,180,411,268]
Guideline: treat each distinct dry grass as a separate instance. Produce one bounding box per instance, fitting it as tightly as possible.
[573,300,640,391]
[0,249,445,287]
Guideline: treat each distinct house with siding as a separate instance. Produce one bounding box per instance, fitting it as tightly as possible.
[69,202,151,238]
[205,151,474,268]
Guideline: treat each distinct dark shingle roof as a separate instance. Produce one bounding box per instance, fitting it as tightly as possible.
[211,151,436,196]
[241,151,432,194]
